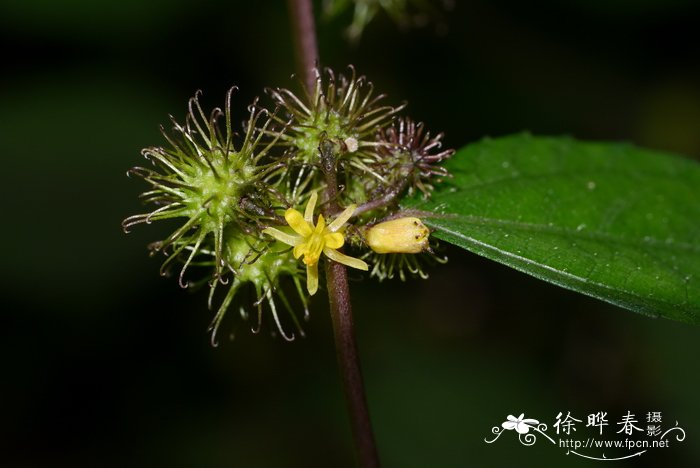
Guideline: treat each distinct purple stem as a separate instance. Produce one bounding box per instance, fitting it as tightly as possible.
[286,0,319,93]
[286,2,381,467]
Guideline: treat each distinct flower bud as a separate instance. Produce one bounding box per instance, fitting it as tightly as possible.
[365,217,430,254]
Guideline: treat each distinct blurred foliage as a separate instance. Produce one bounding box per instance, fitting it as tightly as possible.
[2,0,700,467]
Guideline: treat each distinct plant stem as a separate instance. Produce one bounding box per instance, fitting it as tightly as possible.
[352,178,409,217]
[286,0,319,93]
[321,142,380,468]
[286,2,380,466]
[325,259,380,468]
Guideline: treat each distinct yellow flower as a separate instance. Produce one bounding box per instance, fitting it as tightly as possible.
[365,217,430,254]
[262,192,368,295]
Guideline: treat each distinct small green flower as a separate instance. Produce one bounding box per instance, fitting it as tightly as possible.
[124,88,311,343]
[267,67,404,204]
[207,234,307,344]
[123,88,283,284]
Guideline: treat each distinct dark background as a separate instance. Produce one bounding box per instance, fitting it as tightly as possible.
[2,1,700,467]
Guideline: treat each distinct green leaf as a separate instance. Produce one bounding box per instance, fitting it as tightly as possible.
[407,134,700,323]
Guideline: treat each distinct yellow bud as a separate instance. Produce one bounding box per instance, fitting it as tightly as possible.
[365,217,430,254]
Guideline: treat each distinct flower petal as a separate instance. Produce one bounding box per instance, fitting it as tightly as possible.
[285,208,313,237]
[324,232,345,249]
[307,262,318,295]
[262,227,303,247]
[328,204,357,232]
[293,243,306,259]
[323,247,369,271]
[502,422,517,430]
[304,192,318,223]
[315,213,326,232]
[515,423,530,434]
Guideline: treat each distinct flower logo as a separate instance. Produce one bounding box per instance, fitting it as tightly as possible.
[502,414,540,434]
